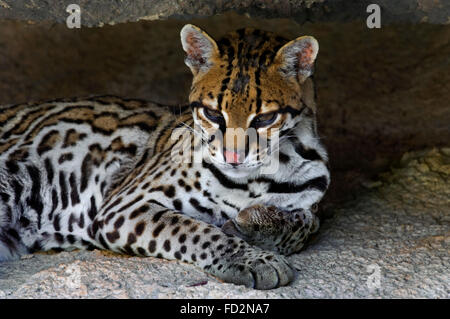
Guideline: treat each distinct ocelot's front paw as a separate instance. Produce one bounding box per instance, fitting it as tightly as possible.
[221,205,319,255]
[208,247,295,290]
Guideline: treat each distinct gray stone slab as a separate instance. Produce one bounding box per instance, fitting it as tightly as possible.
[0,0,449,27]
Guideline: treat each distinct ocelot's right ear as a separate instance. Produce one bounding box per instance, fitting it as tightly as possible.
[180,24,219,76]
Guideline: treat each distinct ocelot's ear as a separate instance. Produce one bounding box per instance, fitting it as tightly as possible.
[274,36,319,83]
[180,24,219,75]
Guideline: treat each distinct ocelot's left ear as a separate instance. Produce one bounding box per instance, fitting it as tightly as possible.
[180,24,219,76]
[274,36,319,83]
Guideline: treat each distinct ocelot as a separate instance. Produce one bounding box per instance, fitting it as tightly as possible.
[0,25,329,289]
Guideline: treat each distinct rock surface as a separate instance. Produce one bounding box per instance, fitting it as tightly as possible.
[1,148,448,298]
[0,0,449,26]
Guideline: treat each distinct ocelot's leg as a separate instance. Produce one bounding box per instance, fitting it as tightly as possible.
[221,205,320,256]
[90,202,295,290]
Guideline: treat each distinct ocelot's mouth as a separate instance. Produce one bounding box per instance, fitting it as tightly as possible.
[206,151,262,178]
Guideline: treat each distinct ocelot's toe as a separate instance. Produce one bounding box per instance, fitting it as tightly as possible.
[208,247,295,290]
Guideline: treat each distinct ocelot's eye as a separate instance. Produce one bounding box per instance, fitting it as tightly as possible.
[203,108,224,124]
[251,112,278,128]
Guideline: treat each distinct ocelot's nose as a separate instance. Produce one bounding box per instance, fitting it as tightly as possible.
[223,149,244,165]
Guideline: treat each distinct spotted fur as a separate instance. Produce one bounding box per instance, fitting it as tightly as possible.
[0,26,329,289]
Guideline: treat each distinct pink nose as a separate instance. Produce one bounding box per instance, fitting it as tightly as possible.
[224,150,240,164]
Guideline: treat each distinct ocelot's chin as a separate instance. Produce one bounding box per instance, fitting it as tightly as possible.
[219,165,257,179]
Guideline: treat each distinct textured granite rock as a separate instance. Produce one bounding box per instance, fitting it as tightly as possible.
[1,148,448,298]
[0,0,450,26]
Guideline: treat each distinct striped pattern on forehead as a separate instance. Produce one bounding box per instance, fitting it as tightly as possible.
[214,28,288,114]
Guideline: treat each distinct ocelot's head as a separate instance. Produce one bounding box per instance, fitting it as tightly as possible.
[180,25,319,178]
